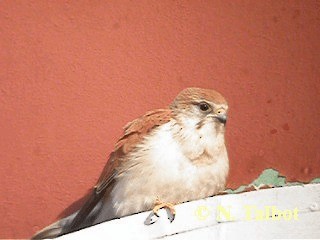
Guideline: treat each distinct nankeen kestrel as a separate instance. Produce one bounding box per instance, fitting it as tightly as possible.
[33,87,229,239]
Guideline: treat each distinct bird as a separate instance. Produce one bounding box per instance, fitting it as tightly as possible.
[32,87,229,239]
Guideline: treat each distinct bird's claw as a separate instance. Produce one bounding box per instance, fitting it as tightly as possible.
[144,198,176,225]
[144,211,159,225]
[165,207,175,222]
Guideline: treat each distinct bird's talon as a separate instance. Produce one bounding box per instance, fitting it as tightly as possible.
[166,208,175,222]
[144,211,159,225]
[151,198,176,223]
[153,211,160,218]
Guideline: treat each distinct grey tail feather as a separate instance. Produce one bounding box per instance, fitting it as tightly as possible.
[65,189,105,233]
[31,212,77,239]
[31,189,107,239]
[32,186,110,239]
[31,220,64,239]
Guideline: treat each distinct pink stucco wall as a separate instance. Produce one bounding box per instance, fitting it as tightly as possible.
[1,1,319,238]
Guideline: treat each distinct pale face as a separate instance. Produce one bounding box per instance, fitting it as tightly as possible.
[172,99,228,134]
[191,100,228,128]
[170,99,228,162]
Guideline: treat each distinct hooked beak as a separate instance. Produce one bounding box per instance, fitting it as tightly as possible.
[213,108,227,124]
[215,114,227,124]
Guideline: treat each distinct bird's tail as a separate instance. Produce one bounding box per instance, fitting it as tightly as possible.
[32,188,109,239]
[31,212,77,239]
[31,220,63,239]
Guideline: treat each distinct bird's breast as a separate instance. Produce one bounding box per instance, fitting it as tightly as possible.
[110,122,229,217]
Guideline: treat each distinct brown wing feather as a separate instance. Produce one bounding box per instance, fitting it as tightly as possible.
[95,108,172,192]
[67,108,172,233]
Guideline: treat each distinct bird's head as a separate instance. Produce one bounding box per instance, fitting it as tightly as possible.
[170,87,228,136]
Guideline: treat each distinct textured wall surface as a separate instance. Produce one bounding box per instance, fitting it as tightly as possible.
[0,0,319,238]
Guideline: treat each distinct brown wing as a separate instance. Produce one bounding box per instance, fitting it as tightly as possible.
[95,108,172,192]
[66,108,172,233]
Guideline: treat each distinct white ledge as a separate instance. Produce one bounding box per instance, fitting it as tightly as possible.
[57,184,320,240]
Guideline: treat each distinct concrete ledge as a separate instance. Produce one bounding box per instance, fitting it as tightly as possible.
[57,184,320,240]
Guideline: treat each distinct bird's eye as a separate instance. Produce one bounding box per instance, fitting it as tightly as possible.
[199,102,211,112]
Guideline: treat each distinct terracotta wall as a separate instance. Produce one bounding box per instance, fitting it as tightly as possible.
[1,0,319,238]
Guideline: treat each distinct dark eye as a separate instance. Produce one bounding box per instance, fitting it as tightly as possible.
[199,102,211,112]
